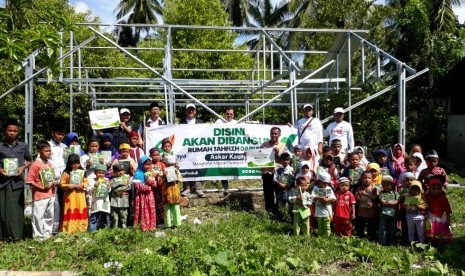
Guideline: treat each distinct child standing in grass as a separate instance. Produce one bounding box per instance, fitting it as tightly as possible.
[404,180,428,243]
[311,171,336,237]
[274,153,294,220]
[333,177,356,236]
[288,176,312,236]
[132,155,157,231]
[378,175,399,245]
[26,140,58,240]
[87,164,111,232]
[354,171,378,240]
[425,176,452,245]
[161,155,183,230]
[59,153,88,234]
[110,164,132,229]
[150,147,165,227]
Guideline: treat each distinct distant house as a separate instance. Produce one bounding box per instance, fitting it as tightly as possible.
[428,58,465,170]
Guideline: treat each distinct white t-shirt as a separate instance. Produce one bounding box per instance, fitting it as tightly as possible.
[48,140,67,179]
[324,120,354,153]
[293,117,323,150]
[185,118,196,125]
[311,185,336,217]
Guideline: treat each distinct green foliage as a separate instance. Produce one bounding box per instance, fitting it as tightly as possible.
[2,188,465,274]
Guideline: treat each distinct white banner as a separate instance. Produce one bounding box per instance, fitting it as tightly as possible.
[145,124,297,181]
[89,108,121,130]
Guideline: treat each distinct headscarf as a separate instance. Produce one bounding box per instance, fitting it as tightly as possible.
[413,152,427,173]
[409,180,428,210]
[374,148,395,177]
[133,155,151,185]
[353,146,369,170]
[302,146,319,175]
[366,162,381,185]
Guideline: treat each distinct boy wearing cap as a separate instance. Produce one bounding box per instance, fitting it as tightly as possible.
[293,104,323,155]
[110,143,137,177]
[110,163,131,228]
[378,175,399,245]
[311,171,336,237]
[88,164,111,232]
[180,103,204,197]
[333,177,356,236]
[129,131,144,164]
[323,107,354,154]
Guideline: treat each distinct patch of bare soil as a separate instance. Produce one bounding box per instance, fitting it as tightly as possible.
[317,261,361,275]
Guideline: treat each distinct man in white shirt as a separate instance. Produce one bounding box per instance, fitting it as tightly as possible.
[293,104,323,156]
[214,106,237,195]
[138,102,167,147]
[180,103,204,197]
[324,107,354,154]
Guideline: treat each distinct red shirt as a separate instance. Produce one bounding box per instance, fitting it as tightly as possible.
[425,192,451,217]
[26,159,56,201]
[334,190,355,219]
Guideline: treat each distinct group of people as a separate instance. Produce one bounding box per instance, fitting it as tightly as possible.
[0,102,453,247]
[0,116,185,241]
[262,113,452,245]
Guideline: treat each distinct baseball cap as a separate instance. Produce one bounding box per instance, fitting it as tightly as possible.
[120,108,130,114]
[334,107,344,114]
[303,104,313,109]
[186,103,196,109]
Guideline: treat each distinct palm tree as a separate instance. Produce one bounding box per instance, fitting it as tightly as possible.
[222,0,250,26]
[244,0,290,51]
[115,0,163,44]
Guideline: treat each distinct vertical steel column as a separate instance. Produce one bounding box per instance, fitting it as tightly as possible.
[398,63,406,145]
[290,64,297,124]
[347,33,352,123]
[24,55,34,152]
[69,31,74,132]
[164,27,174,123]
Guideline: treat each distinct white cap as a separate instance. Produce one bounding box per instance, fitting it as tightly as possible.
[120,108,130,114]
[186,103,196,109]
[317,171,331,183]
[334,107,344,114]
[303,104,313,109]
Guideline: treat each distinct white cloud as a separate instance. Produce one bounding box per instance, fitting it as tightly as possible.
[73,1,90,14]
[453,5,465,24]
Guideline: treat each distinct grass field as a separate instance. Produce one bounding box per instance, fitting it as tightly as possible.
[0,188,464,275]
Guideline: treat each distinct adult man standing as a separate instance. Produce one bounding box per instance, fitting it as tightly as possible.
[138,102,167,147]
[0,119,32,241]
[261,127,288,215]
[180,103,204,197]
[214,107,237,195]
[293,104,323,156]
[324,107,354,154]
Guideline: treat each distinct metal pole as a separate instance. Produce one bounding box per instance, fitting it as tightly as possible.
[69,31,74,132]
[347,33,352,124]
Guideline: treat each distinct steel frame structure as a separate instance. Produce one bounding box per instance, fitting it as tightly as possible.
[1,21,428,153]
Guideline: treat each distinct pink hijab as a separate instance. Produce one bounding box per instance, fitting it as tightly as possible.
[302,146,319,175]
